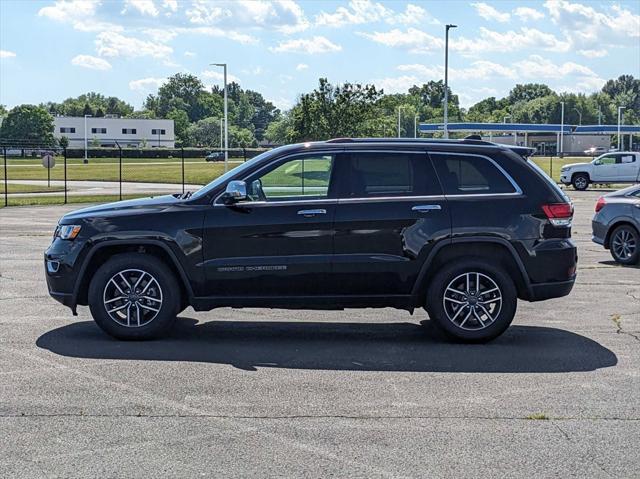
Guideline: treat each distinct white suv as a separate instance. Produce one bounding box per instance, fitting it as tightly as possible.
[560,152,640,190]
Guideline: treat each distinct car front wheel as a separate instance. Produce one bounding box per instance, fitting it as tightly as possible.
[610,225,639,265]
[425,259,517,343]
[572,173,589,191]
[88,253,180,340]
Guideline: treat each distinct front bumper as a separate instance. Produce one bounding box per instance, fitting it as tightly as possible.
[560,173,570,184]
[44,237,86,313]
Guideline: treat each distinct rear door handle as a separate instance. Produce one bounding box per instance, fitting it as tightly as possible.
[412,204,442,213]
[297,209,327,217]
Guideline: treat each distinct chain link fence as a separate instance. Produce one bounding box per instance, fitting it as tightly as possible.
[1,143,270,207]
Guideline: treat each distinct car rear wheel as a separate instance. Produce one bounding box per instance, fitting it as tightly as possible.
[425,259,517,343]
[572,173,589,191]
[610,225,640,265]
[88,253,180,340]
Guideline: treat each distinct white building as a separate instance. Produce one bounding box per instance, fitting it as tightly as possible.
[54,116,175,148]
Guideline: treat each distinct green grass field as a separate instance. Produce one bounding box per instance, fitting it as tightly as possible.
[1,183,66,194]
[0,155,587,208]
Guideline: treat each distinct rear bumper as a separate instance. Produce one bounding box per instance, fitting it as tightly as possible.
[529,278,576,302]
[591,219,608,248]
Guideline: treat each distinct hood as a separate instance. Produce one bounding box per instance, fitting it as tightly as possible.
[561,162,590,170]
[61,194,181,223]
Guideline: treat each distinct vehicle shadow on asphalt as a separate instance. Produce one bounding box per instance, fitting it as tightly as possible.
[36,319,617,373]
[598,260,640,269]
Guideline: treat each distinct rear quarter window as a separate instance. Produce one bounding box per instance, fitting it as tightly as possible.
[430,153,518,195]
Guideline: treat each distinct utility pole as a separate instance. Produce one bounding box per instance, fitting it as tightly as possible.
[84,114,92,164]
[211,63,228,172]
[414,114,418,138]
[617,106,625,151]
[397,107,402,138]
[443,24,457,139]
[560,101,565,156]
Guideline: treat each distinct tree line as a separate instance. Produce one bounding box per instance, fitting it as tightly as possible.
[0,73,637,148]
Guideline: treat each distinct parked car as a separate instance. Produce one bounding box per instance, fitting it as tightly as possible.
[560,152,640,190]
[45,138,577,343]
[205,151,225,162]
[583,146,608,156]
[592,184,640,265]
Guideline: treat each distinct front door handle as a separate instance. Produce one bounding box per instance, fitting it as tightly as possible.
[412,204,442,213]
[297,208,327,217]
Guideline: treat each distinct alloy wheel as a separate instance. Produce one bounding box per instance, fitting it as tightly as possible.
[612,229,637,260]
[102,269,163,327]
[442,272,502,331]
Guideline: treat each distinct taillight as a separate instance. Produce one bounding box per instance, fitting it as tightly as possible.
[595,196,606,213]
[542,203,573,227]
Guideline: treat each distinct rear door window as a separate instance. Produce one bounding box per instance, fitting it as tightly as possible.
[343,152,441,197]
[430,153,518,195]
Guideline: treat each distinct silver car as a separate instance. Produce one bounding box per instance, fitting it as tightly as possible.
[592,184,640,265]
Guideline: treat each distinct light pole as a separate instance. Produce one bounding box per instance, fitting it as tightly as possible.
[617,106,625,151]
[414,114,419,138]
[503,115,511,123]
[573,107,582,125]
[84,114,92,164]
[220,118,223,150]
[443,24,457,139]
[397,106,403,138]
[211,63,228,172]
[560,101,565,156]
[597,105,602,126]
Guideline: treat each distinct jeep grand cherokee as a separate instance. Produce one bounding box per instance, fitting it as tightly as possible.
[45,138,577,342]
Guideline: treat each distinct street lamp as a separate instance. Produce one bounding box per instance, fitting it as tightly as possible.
[573,107,582,125]
[210,62,228,172]
[443,24,457,139]
[617,106,625,151]
[560,101,565,156]
[84,114,92,164]
[414,114,419,138]
[397,106,405,138]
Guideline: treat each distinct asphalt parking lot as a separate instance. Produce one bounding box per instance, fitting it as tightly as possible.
[1,189,638,478]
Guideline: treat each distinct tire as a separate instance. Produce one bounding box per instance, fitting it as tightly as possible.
[609,225,640,265]
[425,258,517,343]
[88,253,180,340]
[572,173,589,191]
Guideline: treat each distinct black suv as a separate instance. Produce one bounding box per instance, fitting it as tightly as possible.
[45,138,577,342]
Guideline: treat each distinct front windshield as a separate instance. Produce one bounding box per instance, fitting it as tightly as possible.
[190,149,278,200]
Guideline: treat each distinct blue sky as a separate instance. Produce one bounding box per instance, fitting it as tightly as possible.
[1,0,639,111]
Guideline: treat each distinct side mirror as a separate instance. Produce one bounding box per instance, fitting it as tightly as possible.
[221,180,247,204]
[594,160,602,166]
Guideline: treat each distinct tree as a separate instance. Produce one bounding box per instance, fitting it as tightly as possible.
[149,73,218,122]
[289,78,383,141]
[82,103,93,116]
[95,108,105,117]
[58,135,69,149]
[0,105,55,146]
[508,84,554,104]
[167,108,190,146]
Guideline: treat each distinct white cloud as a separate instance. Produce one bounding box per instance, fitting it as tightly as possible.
[71,54,112,70]
[0,50,16,59]
[162,0,178,12]
[201,70,242,83]
[578,48,608,58]
[513,6,545,21]
[373,75,420,94]
[129,77,166,91]
[95,32,173,58]
[180,26,257,45]
[142,28,177,43]
[544,0,640,52]
[184,51,197,57]
[38,0,122,32]
[452,27,570,55]
[186,0,309,34]
[270,36,342,54]
[513,54,599,79]
[122,0,159,17]
[315,0,436,27]
[358,28,442,53]
[296,63,308,70]
[471,3,511,22]
[397,60,516,81]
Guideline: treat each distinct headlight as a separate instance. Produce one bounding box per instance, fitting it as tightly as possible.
[561,166,569,172]
[56,225,82,240]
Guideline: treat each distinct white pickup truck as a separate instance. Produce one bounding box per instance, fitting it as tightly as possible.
[560,152,640,190]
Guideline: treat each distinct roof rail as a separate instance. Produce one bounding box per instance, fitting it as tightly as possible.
[325,137,497,145]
